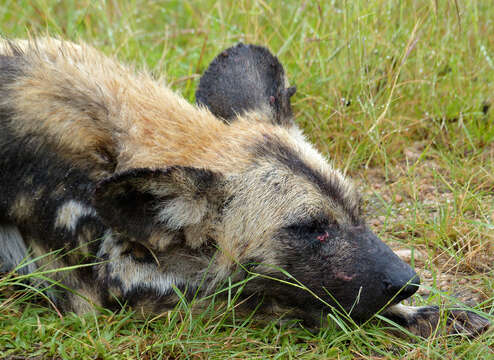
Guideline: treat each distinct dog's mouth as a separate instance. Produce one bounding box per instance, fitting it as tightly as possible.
[253,296,404,328]
[239,268,422,328]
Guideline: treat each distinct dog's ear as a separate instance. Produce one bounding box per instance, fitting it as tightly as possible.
[93,167,222,242]
[196,43,296,126]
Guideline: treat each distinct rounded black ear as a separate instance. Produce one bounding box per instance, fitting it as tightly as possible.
[196,43,296,126]
[92,167,222,241]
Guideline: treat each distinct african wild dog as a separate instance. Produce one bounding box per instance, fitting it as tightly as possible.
[0,38,489,336]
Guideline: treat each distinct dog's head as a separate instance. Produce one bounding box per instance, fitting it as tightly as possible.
[92,44,419,324]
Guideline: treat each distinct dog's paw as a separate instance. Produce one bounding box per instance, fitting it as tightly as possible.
[383,304,490,338]
[444,308,491,337]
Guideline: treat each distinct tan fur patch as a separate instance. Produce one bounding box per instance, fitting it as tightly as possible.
[1,39,355,199]
[67,287,100,314]
[9,193,35,221]
[51,183,67,198]
[156,197,208,230]
[147,231,177,251]
[54,200,96,232]
[76,226,95,255]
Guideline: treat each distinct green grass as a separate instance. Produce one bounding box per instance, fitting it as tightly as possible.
[0,0,493,358]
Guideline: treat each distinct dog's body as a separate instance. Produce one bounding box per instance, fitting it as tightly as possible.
[0,39,488,335]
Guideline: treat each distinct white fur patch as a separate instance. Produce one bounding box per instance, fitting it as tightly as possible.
[156,197,207,230]
[54,200,96,232]
[97,232,187,296]
[385,303,419,317]
[0,223,37,274]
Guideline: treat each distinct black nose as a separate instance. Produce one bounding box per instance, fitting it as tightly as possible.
[384,273,420,303]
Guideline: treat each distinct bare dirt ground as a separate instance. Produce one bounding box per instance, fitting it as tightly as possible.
[359,140,493,309]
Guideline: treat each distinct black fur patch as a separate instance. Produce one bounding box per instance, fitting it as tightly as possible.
[122,282,195,312]
[254,136,361,224]
[93,166,221,240]
[0,129,109,307]
[0,54,23,84]
[93,169,160,240]
[196,43,296,125]
[0,130,105,253]
[121,241,156,264]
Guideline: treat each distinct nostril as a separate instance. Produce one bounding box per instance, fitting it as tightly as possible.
[383,274,420,302]
[402,281,419,297]
[383,279,394,293]
[410,273,421,288]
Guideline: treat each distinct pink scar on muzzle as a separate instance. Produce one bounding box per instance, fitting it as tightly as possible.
[317,231,329,243]
[335,272,355,282]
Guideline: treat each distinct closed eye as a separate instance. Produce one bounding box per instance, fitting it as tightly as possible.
[287,219,326,236]
[286,217,336,238]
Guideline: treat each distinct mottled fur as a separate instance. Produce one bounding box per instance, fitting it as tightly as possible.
[0,39,488,337]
